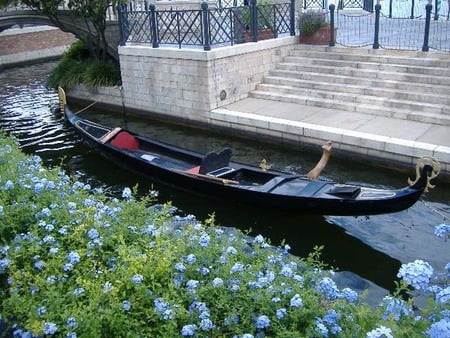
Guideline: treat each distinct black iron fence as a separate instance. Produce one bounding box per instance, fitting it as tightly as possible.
[118,0,449,52]
[337,3,450,52]
[118,0,295,50]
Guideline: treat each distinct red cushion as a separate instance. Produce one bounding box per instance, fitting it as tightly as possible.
[186,166,200,174]
[110,132,139,150]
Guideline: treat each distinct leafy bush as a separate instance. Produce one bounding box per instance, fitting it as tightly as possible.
[47,41,121,89]
[298,10,329,35]
[0,133,449,337]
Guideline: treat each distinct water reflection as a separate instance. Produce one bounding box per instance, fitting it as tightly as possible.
[1,62,449,297]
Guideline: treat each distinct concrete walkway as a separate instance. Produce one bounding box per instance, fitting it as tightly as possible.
[211,97,449,176]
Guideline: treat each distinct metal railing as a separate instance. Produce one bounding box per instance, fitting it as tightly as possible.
[336,2,450,52]
[118,0,295,50]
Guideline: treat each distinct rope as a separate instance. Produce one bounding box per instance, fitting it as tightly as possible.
[74,101,97,115]
[422,199,450,221]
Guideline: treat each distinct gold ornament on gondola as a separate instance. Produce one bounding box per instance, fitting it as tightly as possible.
[259,159,271,171]
[408,156,440,192]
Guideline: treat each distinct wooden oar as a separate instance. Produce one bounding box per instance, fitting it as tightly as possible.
[307,140,333,180]
[176,169,239,185]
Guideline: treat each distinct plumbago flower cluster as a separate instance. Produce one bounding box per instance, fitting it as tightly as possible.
[0,134,449,337]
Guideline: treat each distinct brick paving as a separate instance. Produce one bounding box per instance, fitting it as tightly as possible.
[0,28,76,56]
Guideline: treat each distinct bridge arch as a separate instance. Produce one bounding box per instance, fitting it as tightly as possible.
[0,9,120,60]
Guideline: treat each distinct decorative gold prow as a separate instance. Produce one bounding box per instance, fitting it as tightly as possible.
[408,156,440,192]
[307,140,333,180]
[58,87,66,117]
[259,159,271,171]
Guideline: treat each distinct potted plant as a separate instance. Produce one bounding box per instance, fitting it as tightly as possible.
[298,9,336,44]
[235,0,277,43]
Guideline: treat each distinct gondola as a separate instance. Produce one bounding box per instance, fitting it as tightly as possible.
[58,88,440,216]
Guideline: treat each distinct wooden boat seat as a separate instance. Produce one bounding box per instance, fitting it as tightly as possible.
[110,131,140,150]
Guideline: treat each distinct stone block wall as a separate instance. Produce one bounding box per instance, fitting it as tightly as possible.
[118,36,297,123]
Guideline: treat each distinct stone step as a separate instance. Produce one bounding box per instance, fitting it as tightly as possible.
[263,74,450,106]
[283,55,450,77]
[289,47,450,68]
[276,62,450,86]
[250,87,450,126]
[255,83,449,115]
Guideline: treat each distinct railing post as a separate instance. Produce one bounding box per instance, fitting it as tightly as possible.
[118,3,129,46]
[329,4,335,47]
[410,0,415,18]
[251,0,258,42]
[433,0,439,20]
[201,2,211,51]
[150,4,159,48]
[373,0,381,49]
[290,0,295,36]
[422,0,433,52]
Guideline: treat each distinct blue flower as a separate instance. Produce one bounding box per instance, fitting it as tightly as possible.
[34,260,45,271]
[34,182,44,194]
[122,187,132,200]
[276,308,287,319]
[225,246,237,255]
[425,318,450,338]
[0,258,11,273]
[186,254,196,265]
[435,286,450,304]
[123,300,131,311]
[4,180,14,190]
[212,277,224,288]
[66,317,77,328]
[131,274,144,285]
[316,277,339,300]
[73,287,85,296]
[102,282,113,293]
[315,321,328,337]
[199,233,210,247]
[230,262,244,274]
[87,229,99,240]
[367,325,394,338]
[37,306,46,316]
[397,259,434,291]
[200,318,215,331]
[154,297,169,313]
[340,287,358,303]
[381,296,412,321]
[49,247,59,255]
[67,251,80,264]
[181,324,197,336]
[256,315,270,329]
[42,322,58,335]
[434,224,450,241]
[290,294,303,308]
[280,265,293,277]
[64,263,74,272]
[174,262,186,272]
[186,279,199,292]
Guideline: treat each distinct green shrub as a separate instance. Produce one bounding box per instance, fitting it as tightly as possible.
[47,41,121,89]
[0,133,448,337]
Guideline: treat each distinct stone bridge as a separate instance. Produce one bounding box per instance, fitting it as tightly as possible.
[0,4,120,60]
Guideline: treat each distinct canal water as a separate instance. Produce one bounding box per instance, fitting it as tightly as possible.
[1,62,449,301]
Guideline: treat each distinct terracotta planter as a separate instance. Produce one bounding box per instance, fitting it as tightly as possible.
[299,25,337,45]
[244,28,278,42]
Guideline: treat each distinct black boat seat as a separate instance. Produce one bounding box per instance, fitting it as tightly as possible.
[327,185,361,199]
[198,148,232,175]
[298,180,328,196]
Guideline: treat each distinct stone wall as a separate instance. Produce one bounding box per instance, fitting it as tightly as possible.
[117,36,297,123]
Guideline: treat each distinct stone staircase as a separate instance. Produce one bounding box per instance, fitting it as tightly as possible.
[251,45,450,126]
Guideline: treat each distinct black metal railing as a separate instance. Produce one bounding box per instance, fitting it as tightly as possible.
[336,2,450,52]
[118,0,294,50]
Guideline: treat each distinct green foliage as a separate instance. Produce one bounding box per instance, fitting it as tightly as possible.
[47,41,121,89]
[0,133,448,337]
[298,10,329,35]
